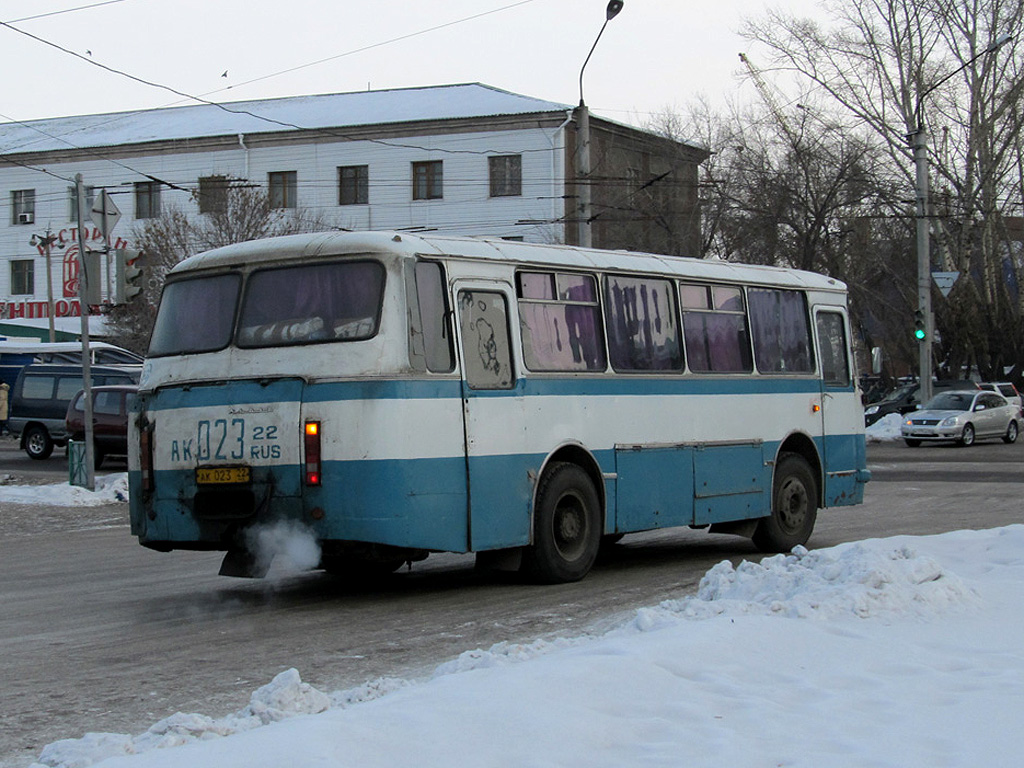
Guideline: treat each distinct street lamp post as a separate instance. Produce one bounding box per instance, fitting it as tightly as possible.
[29,229,62,344]
[576,0,623,249]
[909,32,1012,403]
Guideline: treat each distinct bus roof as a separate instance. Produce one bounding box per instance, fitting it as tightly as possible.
[171,231,847,293]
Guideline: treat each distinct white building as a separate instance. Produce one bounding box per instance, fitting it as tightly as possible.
[0,83,706,323]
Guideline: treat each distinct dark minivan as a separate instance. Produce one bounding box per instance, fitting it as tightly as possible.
[8,364,141,459]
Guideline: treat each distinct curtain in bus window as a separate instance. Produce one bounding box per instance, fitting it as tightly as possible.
[748,288,814,374]
[604,275,682,371]
[149,274,241,357]
[519,272,605,372]
[238,261,385,347]
[816,311,850,386]
[682,312,752,373]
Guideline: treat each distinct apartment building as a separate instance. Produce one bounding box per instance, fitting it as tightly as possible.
[0,83,706,320]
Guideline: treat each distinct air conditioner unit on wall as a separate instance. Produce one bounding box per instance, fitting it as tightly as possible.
[18,212,34,224]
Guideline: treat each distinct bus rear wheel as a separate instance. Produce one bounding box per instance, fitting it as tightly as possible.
[753,453,817,553]
[522,462,601,584]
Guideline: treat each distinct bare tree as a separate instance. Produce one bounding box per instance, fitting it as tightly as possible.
[744,0,1024,381]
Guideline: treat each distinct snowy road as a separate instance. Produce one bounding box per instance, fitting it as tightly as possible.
[2,439,1022,767]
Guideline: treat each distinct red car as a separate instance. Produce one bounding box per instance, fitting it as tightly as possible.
[65,385,138,468]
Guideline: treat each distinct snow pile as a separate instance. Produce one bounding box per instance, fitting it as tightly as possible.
[35,669,338,767]
[865,412,904,442]
[0,472,128,506]
[28,529,1020,768]
[665,541,976,620]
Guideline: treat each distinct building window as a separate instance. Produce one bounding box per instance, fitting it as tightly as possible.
[12,190,35,225]
[197,175,229,214]
[489,155,522,197]
[412,161,443,200]
[135,181,162,219]
[269,171,298,209]
[68,185,96,222]
[338,165,369,205]
[11,259,34,294]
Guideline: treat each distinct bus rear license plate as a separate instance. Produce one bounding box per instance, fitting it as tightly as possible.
[196,466,251,484]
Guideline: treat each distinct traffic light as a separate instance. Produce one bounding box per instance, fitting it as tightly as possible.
[913,310,926,341]
[114,248,144,304]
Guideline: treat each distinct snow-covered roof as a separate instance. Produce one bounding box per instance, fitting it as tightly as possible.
[0,84,572,156]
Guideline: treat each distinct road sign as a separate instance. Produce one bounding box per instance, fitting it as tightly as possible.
[90,190,121,235]
[932,271,960,297]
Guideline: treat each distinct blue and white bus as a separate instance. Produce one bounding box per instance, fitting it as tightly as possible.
[129,231,869,582]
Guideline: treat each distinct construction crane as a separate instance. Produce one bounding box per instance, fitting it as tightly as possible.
[738,52,800,148]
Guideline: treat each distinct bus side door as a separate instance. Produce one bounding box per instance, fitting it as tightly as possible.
[454,283,532,551]
[814,307,863,505]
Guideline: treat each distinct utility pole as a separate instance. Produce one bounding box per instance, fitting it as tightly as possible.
[909,33,1012,403]
[911,127,932,403]
[75,174,96,490]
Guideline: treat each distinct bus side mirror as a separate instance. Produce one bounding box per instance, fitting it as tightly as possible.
[871,347,882,375]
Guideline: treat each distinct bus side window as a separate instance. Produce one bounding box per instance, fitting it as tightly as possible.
[414,261,455,372]
[679,283,753,374]
[458,290,514,389]
[748,288,814,374]
[816,311,850,387]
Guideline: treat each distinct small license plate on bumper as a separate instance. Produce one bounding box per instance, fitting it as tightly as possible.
[196,466,251,484]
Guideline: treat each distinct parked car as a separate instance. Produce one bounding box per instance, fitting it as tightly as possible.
[979,382,1022,417]
[65,384,138,467]
[901,390,1019,447]
[864,380,978,426]
[7,363,141,459]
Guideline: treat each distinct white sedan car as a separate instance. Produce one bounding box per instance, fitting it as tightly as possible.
[902,390,1019,447]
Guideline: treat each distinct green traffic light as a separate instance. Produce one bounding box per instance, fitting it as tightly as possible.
[914,327,926,341]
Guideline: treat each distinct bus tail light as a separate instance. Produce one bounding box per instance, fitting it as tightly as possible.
[139,422,155,493]
[304,421,322,486]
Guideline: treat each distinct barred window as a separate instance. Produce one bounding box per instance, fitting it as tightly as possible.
[11,259,34,294]
[269,171,298,209]
[489,155,522,197]
[197,176,229,214]
[338,165,368,205]
[135,181,162,219]
[412,161,443,200]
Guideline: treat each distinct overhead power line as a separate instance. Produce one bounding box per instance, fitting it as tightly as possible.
[5,0,130,24]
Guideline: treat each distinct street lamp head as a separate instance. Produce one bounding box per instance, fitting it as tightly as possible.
[988,32,1013,52]
[580,1,626,105]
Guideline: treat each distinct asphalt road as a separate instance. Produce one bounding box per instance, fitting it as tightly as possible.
[1,435,1021,767]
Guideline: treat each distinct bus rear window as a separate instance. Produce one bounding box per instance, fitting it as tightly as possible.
[149,273,241,357]
[238,261,385,347]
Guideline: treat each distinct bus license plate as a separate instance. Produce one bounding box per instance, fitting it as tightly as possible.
[196,466,251,484]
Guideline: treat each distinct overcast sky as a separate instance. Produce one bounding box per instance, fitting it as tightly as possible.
[0,0,826,128]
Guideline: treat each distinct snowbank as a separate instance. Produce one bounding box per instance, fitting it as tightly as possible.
[28,526,1024,768]
[0,473,128,506]
[865,412,904,442]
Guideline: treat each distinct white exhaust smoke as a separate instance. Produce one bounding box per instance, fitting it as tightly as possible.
[244,520,322,575]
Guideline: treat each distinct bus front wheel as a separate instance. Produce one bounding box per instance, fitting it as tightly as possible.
[753,453,817,553]
[522,462,601,584]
